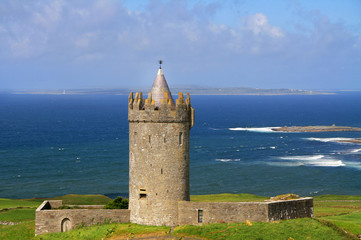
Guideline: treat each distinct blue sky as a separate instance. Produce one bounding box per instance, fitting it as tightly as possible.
[0,0,360,90]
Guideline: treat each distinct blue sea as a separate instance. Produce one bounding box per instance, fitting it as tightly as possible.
[1,93,361,199]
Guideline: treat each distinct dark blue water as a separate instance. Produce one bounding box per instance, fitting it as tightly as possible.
[1,93,361,199]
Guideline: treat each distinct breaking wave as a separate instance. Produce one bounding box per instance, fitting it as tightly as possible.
[216,159,241,162]
[350,148,361,153]
[305,137,357,143]
[271,155,345,167]
[229,127,281,133]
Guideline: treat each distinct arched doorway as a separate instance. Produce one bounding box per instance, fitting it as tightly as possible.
[61,218,71,232]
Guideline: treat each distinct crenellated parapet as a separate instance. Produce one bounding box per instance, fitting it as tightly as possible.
[128,91,194,127]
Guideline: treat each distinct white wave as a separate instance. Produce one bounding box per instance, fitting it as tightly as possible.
[277,155,345,167]
[306,137,357,143]
[229,127,281,133]
[350,148,361,153]
[279,155,324,161]
[343,161,361,170]
[270,146,276,149]
[216,159,241,162]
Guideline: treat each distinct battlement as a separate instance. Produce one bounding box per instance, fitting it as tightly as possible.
[128,91,194,127]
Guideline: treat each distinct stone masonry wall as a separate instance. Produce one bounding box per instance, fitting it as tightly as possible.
[268,197,314,221]
[128,92,193,226]
[178,198,313,225]
[178,201,269,225]
[35,201,130,236]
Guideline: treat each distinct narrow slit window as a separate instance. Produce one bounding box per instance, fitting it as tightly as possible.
[179,132,183,145]
[134,132,137,145]
[198,209,203,223]
[139,188,147,199]
[148,135,151,144]
[161,168,163,174]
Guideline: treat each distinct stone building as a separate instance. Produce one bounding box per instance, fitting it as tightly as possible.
[35,65,313,236]
[128,67,194,226]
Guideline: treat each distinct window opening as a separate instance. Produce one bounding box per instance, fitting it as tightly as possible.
[139,188,147,199]
[134,132,137,145]
[198,210,203,223]
[179,132,183,145]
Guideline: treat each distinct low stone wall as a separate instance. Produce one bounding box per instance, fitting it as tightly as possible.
[267,197,314,221]
[35,198,313,235]
[35,200,130,236]
[178,198,313,225]
[178,201,268,225]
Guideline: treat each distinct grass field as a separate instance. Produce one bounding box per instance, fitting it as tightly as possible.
[1,193,360,239]
[190,193,268,202]
[174,218,352,240]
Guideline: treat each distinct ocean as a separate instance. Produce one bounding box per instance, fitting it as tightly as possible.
[1,93,361,199]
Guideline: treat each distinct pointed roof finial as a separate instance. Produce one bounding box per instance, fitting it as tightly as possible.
[159,60,162,69]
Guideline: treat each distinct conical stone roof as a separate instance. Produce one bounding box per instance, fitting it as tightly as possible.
[150,68,175,109]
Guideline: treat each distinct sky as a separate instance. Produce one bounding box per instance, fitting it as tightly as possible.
[0,0,360,91]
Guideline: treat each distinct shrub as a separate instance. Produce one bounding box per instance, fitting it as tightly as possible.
[104,197,129,209]
[270,194,300,201]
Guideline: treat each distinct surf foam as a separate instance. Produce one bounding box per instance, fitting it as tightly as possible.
[229,127,281,133]
[306,137,357,143]
[216,159,241,162]
[276,155,345,167]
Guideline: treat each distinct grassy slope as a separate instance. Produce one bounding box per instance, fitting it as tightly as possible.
[190,193,268,202]
[174,218,350,240]
[35,223,170,240]
[1,193,361,239]
[0,194,112,240]
[314,195,361,201]
[44,194,112,205]
[0,198,42,209]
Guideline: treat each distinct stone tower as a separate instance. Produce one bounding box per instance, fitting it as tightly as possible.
[128,65,194,226]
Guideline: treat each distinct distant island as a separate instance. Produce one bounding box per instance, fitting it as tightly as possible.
[10,87,333,95]
[272,125,361,133]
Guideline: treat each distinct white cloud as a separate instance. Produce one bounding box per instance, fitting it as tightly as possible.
[0,0,359,82]
[32,0,65,29]
[245,13,284,38]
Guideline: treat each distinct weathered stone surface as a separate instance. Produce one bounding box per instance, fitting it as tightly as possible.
[178,201,268,224]
[267,197,314,221]
[128,93,193,226]
[35,200,130,236]
[178,198,313,225]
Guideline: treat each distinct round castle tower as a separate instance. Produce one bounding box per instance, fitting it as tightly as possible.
[128,66,194,226]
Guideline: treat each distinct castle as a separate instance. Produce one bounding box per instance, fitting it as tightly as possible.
[128,66,194,226]
[35,64,313,236]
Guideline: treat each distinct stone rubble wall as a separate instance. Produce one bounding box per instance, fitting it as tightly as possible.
[35,200,130,236]
[178,201,269,225]
[178,198,313,225]
[267,197,314,220]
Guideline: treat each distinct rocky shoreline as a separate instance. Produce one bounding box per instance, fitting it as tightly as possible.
[272,125,361,133]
